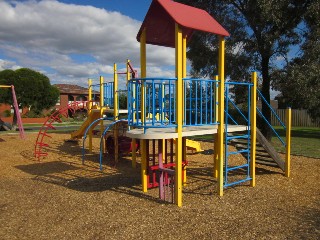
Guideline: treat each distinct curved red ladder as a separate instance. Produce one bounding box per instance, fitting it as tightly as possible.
[34,101,86,160]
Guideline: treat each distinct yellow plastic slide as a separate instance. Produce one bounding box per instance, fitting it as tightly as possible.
[185,139,203,152]
[71,111,101,139]
[170,138,203,153]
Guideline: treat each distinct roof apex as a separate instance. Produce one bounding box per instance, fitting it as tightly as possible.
[137,0,229,48]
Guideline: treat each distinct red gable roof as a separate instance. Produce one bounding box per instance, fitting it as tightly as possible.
[137,0,230,48]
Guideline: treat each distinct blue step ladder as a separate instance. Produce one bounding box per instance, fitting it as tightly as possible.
[224,82,252,188]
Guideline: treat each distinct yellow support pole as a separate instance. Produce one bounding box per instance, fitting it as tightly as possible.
[250,72,257,187]
[217,36,225,196]
[175,23,183,206]
[182,33,187,186]
[114,63,119,120]
[213,75,219,178]
[88,79,93,153]
[99,76,105,153]
[141,139,147,192]
[140,28,148,191]
[285,107,292,177]
[113,64,119,163]
[126,59,130,82]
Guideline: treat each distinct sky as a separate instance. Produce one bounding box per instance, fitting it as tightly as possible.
[0,0,176,89]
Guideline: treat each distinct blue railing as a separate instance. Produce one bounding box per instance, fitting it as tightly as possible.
[127,78,177,131]
[257,89,286,146]
[183,78,219,126]
[103,82,114,108]
[127,78,219,131]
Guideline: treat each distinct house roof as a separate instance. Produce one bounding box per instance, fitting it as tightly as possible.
[54,84,99,95]
[136,0,230,48]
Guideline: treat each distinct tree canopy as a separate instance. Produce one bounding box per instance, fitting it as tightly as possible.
[272,0,320,121]
[0,68,59,125]
[177,0,312,139]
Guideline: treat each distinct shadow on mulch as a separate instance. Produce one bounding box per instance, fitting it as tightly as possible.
[0,138,5,142]
[293,206,320,238]
[16,161,80,175]
[15,156,166,204]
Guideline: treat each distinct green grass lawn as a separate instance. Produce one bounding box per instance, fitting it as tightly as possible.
[272,127,320,159]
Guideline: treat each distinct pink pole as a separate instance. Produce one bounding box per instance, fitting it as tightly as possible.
[11,85,25,139]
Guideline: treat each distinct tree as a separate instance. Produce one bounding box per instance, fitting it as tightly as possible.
[177,0,311,139]
[0,68,59,128]
[272,0,320,121]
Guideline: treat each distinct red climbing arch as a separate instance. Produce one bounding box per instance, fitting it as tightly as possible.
[34,101,87,160]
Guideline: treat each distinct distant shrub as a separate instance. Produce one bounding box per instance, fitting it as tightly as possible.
[3,109,12,117]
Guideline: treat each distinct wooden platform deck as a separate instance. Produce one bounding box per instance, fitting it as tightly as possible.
[126,125,248,139]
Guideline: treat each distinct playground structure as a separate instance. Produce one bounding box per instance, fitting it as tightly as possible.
[34,59,137,160]
[123,0,292,206]
[0,85,25,139]
[34,0,292,207]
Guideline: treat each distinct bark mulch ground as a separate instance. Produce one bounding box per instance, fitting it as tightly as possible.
[0,132,319,239]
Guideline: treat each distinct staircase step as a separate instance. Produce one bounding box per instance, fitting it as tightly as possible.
[256,129,285,171]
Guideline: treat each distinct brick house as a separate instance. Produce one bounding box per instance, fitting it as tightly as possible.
[54,84,100,110]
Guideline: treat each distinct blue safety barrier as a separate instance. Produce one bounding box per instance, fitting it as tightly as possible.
[257,89,286,147]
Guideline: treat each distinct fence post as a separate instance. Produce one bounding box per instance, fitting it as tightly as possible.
[285,107,292,177]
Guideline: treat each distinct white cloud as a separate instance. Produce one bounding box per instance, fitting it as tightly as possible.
[0,59,21,71]
[0,0,175,85]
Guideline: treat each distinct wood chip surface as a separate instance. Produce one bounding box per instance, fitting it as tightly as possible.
[0,133,319,239]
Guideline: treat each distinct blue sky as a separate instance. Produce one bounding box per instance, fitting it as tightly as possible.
[0,0,175,89]
[0,0,297,98]
[59,0,151,21]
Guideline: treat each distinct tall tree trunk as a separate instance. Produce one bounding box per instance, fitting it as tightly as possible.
[261,56,272,141]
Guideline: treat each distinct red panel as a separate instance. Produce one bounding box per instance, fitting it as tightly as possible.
[137,0,230,48]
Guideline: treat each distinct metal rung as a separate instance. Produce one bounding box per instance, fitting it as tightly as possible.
[39,132,52,138]
[227,149,249,156]
[224,177,252,188]
[226,164,249,172]
[36,142,49,147]
[35,152,48,157]
[226,135,249,140]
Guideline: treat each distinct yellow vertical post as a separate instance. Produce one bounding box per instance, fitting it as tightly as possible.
[114,63,119,120]
[88,79,93,153]
[175,23,183,206]
[217,36,225,196]
[140,28,148,191]
[113,63,119,163]
[250,72,257,187]
[126,59,130,82]
[99,76,105,153]
[285,107,291,177]
[140,139,147,192]
[213,75,219,178]
[161,83,166,163]
[182,33,187,186]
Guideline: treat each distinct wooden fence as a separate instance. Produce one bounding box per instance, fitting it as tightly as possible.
[271,109,320,127]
